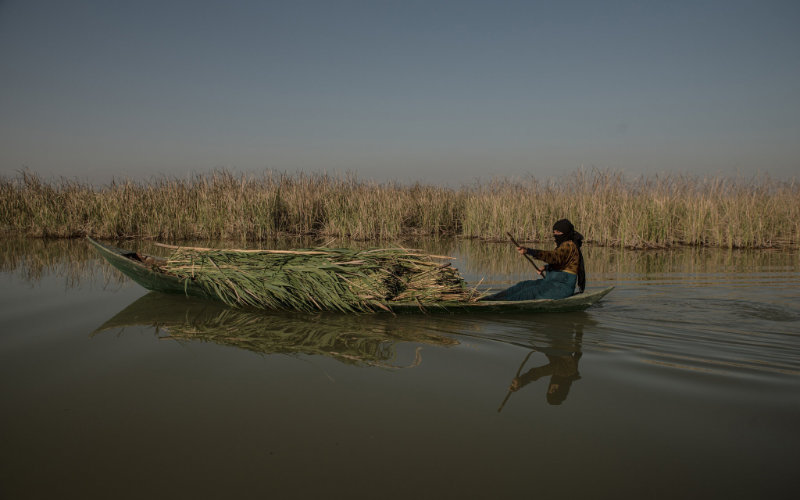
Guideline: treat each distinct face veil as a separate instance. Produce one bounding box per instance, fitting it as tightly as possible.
[552,219,575,246]
[552,218,586,293]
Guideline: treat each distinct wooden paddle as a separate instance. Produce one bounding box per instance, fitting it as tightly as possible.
[506,232,543,276]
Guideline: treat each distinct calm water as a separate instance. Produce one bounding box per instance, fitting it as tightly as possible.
[1,239,799,499]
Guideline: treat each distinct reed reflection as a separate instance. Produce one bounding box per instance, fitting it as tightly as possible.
[2,237,797,288]
[93,292,459,368]
[498,317,587,410]
[447,239,799,278]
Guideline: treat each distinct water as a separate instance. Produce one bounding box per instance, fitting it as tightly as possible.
[1,239,799,499]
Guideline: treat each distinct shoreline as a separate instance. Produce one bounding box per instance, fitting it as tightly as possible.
[2,169,798,250]
[1,231,796,251]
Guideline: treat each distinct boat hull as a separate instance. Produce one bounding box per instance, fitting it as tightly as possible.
[87,237,613,313]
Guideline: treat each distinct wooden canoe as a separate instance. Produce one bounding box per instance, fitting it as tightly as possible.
[87,237,613,313]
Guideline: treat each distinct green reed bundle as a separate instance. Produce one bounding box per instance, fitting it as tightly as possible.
[162,246,479,312]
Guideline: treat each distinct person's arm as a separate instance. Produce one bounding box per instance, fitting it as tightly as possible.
[517,246,541,256]
[525,243,574,267]
[516,246,544,275]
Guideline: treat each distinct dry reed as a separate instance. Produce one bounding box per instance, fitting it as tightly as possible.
[1,169,797,248]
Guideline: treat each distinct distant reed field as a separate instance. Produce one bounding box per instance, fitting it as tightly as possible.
[1,169,797,248]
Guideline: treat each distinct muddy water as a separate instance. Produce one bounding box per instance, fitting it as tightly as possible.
[1,238,798,499]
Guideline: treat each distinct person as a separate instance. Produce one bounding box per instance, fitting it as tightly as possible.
[483,219,585,301]
[510,349,583,405]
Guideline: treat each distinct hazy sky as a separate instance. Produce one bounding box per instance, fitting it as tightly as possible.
[1,0,798,184]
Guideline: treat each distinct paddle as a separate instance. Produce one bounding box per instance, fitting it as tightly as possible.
[497,349,535,413]
[506,232,543,276]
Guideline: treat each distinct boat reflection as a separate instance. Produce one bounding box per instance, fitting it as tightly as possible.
[93,292,459,368]
[497,317,588,410]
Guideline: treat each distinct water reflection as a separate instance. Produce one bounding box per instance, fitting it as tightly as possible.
[496,317,587,410]
[0,237,99,283]
[0,236,327,284]
[451,240,800,279]
[2,237,797,287]
[93,292,459,367]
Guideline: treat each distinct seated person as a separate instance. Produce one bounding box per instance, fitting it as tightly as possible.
[483,219,585,301]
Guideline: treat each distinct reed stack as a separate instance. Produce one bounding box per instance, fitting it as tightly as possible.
[160,246,479,312]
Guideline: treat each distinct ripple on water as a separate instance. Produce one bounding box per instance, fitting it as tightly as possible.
[587,275,800,379]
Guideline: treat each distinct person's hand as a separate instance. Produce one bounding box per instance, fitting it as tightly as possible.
[509,378,521,391]
[516,246,526,255]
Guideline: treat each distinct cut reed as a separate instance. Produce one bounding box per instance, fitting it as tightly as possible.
[161,246,481,312]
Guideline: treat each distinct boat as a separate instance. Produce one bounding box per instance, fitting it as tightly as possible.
[87,237,614,313]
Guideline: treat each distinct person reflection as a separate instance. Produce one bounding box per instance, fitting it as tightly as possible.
[507,324,584,406]
[509,349,582,405]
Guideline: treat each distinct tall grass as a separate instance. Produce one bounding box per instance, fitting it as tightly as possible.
[1,169,797,248]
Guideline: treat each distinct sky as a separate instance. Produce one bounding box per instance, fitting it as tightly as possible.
[1,0,798,185]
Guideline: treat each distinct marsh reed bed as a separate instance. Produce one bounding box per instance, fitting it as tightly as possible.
[1,170,797,248]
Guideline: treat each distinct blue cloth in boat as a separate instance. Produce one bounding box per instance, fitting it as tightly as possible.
[484,270,577,301]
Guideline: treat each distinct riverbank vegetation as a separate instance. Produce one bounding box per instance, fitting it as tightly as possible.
[1,169,797,248]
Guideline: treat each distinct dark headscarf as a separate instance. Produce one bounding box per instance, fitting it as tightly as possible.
[552,219,586,293]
